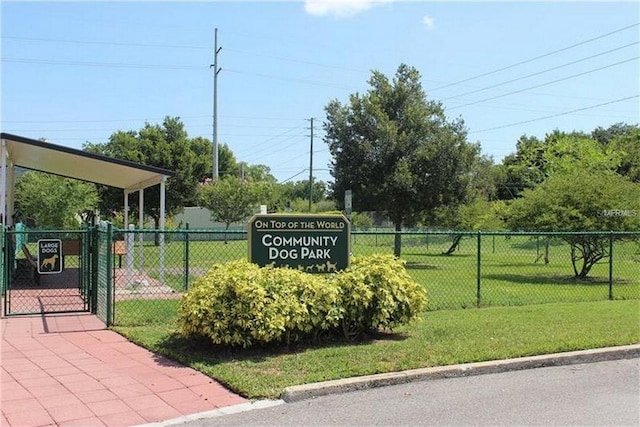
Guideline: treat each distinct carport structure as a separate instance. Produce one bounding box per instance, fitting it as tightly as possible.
[0,133,175,319]
[0,132,175,229]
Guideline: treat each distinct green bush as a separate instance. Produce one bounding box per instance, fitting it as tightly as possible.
[178,260,340,347]
[351,212,374,230]
[333,254,428,339]
[178,255,427,347]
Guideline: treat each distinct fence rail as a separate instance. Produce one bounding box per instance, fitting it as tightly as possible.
[109,228,640,326]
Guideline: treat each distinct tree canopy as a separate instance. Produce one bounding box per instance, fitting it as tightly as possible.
[15,171,98,229]
[198,176,274,241]
[496,124,639,200]
[84,117,204,228]
[324,64,480,255]
[507,168,640,279]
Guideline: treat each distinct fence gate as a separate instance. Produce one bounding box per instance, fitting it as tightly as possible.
[2,228,91,316]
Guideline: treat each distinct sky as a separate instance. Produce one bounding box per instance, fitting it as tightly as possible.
[1,1,639,185]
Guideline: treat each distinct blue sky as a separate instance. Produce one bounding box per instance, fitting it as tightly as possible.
[1,1,638,184]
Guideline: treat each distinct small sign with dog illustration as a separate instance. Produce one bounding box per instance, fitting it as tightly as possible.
[38,239,62,274]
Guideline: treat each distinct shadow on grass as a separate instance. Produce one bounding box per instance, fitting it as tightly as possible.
[405,261,440,270]
[483,273,610,286]
[151,329,410,372]
[487,262,557,268]
[509,238,565,250]
[404,252,474,259]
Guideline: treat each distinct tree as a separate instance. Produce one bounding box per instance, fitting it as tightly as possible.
[15,171,98,229]
[507,169,640,279]
[198,176,273,242]
[591,122,637,145]
[84,117,199,230]
[189,137,240,182]
[606,126,640,183]
[541,134,621,176]
[279,180,328,204]
[496,126,636,200]
[324,64,479,256]
[242,164,277,183]
[495,135,547,200]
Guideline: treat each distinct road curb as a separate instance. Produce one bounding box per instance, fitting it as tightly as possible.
[281,344,640,402]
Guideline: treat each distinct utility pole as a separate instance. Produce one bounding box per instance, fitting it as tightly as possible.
[308,118,314,212]
[211,28,222,182]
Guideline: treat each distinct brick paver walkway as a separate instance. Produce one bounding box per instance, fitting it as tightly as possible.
[1,313,247,426]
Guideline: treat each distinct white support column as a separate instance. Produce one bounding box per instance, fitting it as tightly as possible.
[138,188,144,270]
[123,190,129,229]
[7,164,15,224]
[159,177,166,285]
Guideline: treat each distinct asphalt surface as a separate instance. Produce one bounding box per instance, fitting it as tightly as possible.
[153,357,640,427]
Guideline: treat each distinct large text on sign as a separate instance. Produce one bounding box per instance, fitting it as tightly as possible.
[248,215,350,273]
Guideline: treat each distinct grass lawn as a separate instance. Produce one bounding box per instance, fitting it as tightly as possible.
[113,299,640,400]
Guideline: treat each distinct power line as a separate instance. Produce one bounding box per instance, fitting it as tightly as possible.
[1,57,205,70]
[224,68,355,90]
[469,95,640,134]
[1,114,309,124]
[1,35,210,50]
[429,22,640,92]
[3,34,370,76]
[279,169,308,184]
[224,48,368,74]
[236,135,306,160]
[447,56,639,111]
[0,115,211,124]
[443,41,640,101]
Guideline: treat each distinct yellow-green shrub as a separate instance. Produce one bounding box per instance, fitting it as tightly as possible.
[178,255,426,347]
[178,260,341,347]
[333,254,428,339]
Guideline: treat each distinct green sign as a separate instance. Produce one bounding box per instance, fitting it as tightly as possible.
[248,214,350,273]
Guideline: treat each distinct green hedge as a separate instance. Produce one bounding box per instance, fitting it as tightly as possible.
[178,255,427,347]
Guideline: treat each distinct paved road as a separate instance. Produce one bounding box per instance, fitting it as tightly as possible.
[163,358,639,426]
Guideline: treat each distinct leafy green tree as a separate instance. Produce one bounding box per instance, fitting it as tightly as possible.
[507,169,640,279]
[495,135,547,200]
[287,198,336,213]
[324,64,479,256]
[497,126,636,199]
[198,176,274,242]
[350,212,374,230]
[606,126,640,182]
[279,180,328,204]
[15,171,98,229]
[242,164,277,183]
[85,117,198,229]
[541,134,621,175]
[189,136,213,182]
[591,122,637,145]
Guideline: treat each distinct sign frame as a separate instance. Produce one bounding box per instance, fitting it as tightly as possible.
[248,214,351,273]
[37,239,63,274]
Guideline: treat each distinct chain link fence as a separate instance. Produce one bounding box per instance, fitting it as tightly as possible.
[111,228,640,326]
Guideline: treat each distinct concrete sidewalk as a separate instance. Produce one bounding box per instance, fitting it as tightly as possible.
[1,313,248,427]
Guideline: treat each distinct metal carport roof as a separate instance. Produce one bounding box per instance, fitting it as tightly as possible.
[0,132,175,192]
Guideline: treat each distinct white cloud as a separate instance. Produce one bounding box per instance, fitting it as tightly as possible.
[422,15,435,29]
[304,0,391,18]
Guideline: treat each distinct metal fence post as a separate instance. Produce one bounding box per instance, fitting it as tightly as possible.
[184,223,190,291]
[609,231,614,300]
[106,222,113,326]
[477,231,482,307]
